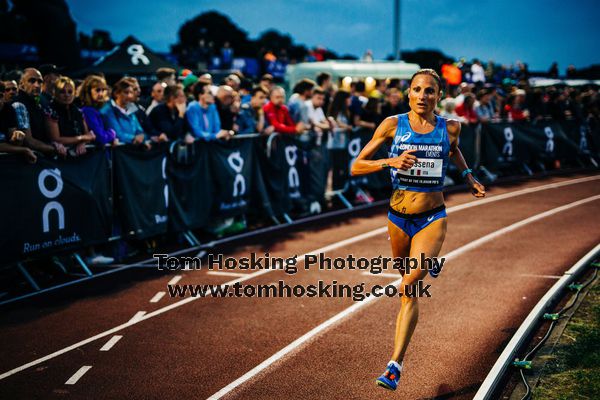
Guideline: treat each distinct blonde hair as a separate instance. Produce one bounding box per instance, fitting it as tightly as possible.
[52,76,75,96]
[79,75,109,107]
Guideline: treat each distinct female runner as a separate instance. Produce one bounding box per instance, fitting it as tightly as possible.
[350,69,485,391]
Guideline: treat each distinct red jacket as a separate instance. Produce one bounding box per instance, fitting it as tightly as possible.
[455,103,478,124]
[264,101,297,134]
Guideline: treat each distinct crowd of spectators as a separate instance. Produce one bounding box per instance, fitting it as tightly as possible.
[0,66,414,165]
[1,61,599,166]
[0,59,598,259]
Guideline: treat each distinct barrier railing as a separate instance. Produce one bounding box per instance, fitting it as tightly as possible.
[0,120,598,287]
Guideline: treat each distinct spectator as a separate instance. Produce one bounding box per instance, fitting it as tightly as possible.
[221,41,234,69]
[0,81,36,162]
[381,88,409,117]
[156,67,177,85]
[237,86,272,134]
[475,89,495,123]
[305,87,329,129]
[454,82,473,106]
[305,86,331,144]
[45,76,96,156]
[11,68,66,156]
[375,79,388,97]
[199,73,218,96]
[123,77,149,132]
[3,80,18,102]
[101,77,148,146]
[224,74,241,91]
[316,72,333,112]
[259,74,274,94]
[327,90,352,149]
[288,78,315,124]
[185,81,231,142]
[487,86,502,116]
[38,64,60,110]
[147,84,187,141]
[471,59,486,84]
[145,82,166,115]
[264,86,305,135]
[231,90,242,129]
[214,85,236,130]
[455,93,479,124]
[516,61,529,82]
[439,98,467,123]
[485,60,496,83]
[79,75,117,146]
[239,78,253,104]
[355,97,381,130]
[548,62,559,79]
[504,89,530,121]
[182,73,199,101]
[349,81,368,121]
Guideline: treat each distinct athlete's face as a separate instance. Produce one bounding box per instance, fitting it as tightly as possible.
[408,75,441,116]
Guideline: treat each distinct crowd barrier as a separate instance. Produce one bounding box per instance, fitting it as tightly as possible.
[1,120,598,265]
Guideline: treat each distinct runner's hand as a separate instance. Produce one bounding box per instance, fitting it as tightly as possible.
[388,149,417,170]
[468,177,486,198]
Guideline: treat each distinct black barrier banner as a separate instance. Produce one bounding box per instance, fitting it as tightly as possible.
[0,150,111,263]
[558,119,599,157]
[113,144,169,239]
[280,136,303,201]
[481,123,533,170]
[306,142,329,203]
[292,134,330,204]
[166,142,213,231]
[209,138,273,218]
[482,122,581,171]
[348,128,389,190]
[258,135,291,215]
[520,122,580,161]
[260,135,304,214]
[329,148,349,191]
[458,124,476,167]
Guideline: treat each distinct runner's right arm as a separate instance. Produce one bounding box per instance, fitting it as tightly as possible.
[350,116,416,176]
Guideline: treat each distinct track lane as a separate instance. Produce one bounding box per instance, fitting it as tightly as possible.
[1,174,598,399]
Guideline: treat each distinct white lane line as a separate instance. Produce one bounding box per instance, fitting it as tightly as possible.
[128,311,146,323]
[518,273,562,279]
[150,292,166,303]
[207,271,248,277]
[99,335,123,352]
[65,366,92,385]
[361,272,401,279]
[447,175,600,213]
[168,275,182,285]
[206,194,600,399]
[0,176,597,381]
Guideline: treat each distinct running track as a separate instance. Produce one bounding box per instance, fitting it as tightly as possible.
[0,173,599,399]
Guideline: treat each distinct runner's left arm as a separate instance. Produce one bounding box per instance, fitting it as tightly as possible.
[447,120,485,198]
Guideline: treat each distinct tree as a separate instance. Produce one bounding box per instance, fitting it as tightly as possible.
[255,29,309,61]
[10,0,81,68]
[174,11,254,57]
[399,49,454,71]
[79,30,116,51]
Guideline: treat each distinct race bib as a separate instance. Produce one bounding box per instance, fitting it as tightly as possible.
[396,158,442,177]
[394,158,443,187]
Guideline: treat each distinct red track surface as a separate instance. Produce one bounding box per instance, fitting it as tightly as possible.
[0,173,599,399]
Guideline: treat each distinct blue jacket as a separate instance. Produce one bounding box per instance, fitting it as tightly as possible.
[100,101,145,144]
[185,101,221,141]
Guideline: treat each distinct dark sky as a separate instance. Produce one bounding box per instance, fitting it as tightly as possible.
[66,0,599,72]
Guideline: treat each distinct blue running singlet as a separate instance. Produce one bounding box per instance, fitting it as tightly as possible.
[388,113,450,192]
